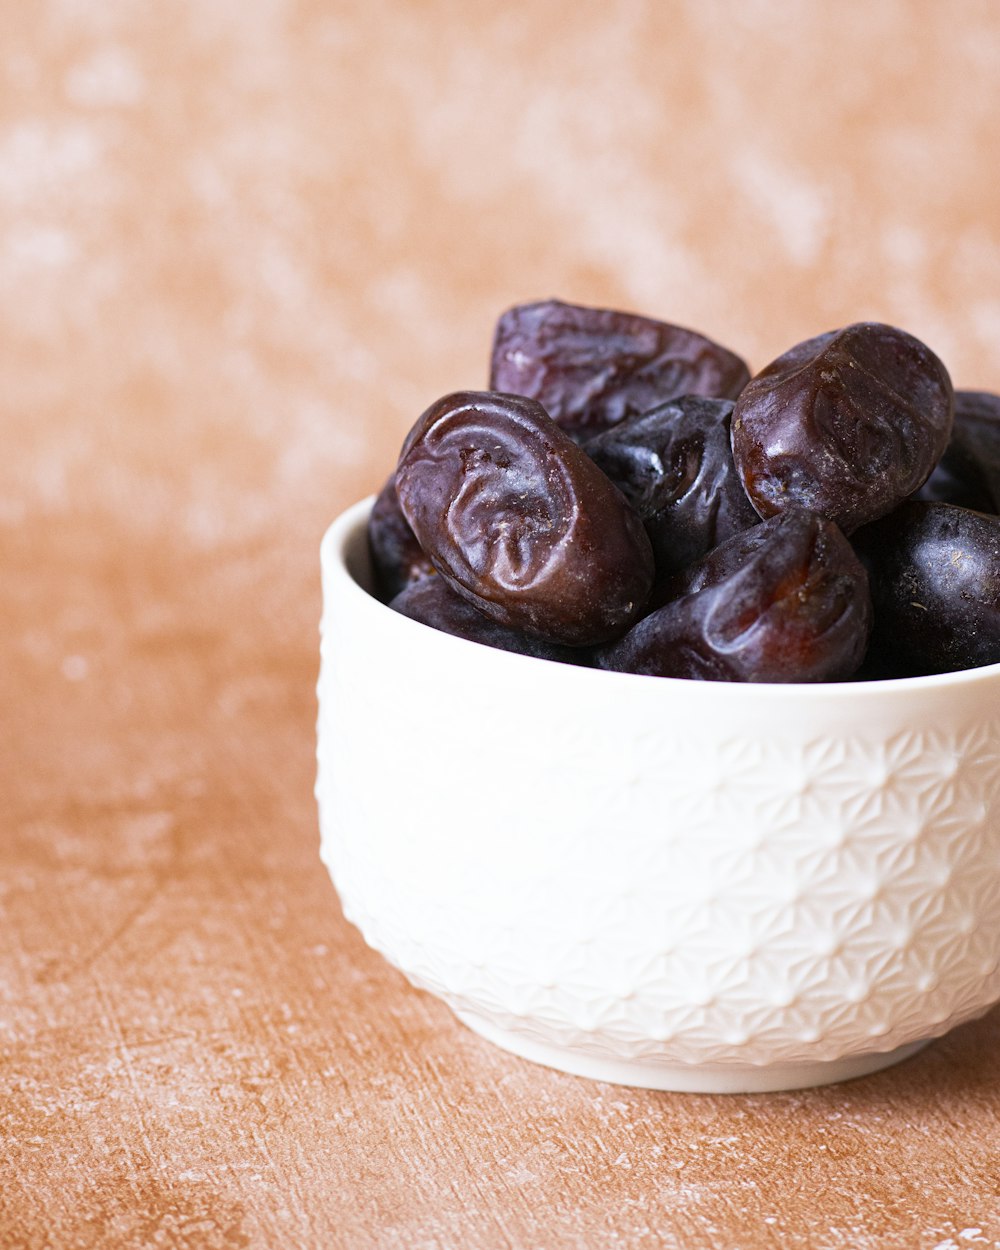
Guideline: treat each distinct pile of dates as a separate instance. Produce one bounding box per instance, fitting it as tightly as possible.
[368,299,1000,681]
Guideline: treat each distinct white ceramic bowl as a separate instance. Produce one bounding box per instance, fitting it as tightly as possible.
[316,497,1000,1092]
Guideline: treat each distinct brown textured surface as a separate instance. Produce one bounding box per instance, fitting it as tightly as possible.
[3,3,1000,1247]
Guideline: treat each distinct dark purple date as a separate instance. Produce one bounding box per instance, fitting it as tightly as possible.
[395,391,655,646]
[368,474,437,602]
[490,299,751,442]
[584,396,760,580]
[915,390,1000,513]
[853,501,1000,674]
[732,322,954,533]
[389,576,586,664]
[597,510,872,682]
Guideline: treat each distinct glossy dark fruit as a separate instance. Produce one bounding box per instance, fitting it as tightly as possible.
[732,322,954,533]
[853,501,1000,674]
[597,510,872,682]
[584,396,760,580]
[368,474,437,602]
[915,390,1000,513]
[396,390,655,646]
[849,649,922,682]
[490,299,751,442]
[389,576,587,664]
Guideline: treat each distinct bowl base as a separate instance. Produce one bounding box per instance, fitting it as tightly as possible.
[456,1012,930,1093]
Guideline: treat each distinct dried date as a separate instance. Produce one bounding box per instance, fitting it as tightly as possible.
[490,299,751,441]
[368,474,437,602]
[732,322,954,533]
[853,501,1000,674]
[597,510,872,682]
[395,390,655,646]
[584,396,759,579]
[389,576,586,663]
[915,390,1000,513]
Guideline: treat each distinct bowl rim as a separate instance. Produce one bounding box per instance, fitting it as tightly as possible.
[322,494,1000,702]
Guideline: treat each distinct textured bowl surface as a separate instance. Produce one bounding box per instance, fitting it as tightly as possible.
[317,498,1000,1092]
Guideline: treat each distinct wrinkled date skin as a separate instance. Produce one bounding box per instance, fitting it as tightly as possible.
[367,474,437,602]
[395,390,655,646]
[490,299,751,442]
[389,575,587,664]
[853,501,1000,674]
[584,396,760,580]
[597,510,872,682]
[916,390,1000,513]
[732,322,954,533]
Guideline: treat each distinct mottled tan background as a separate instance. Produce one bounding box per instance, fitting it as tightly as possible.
[4,3,1000,1249]
[4,0,1000,542]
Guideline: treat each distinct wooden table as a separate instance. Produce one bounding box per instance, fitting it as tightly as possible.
[3,4,1000,1247]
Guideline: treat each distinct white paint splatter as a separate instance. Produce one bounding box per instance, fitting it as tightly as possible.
[2,224,77,270]
[0,120,102,205]
[61,654,89,681]
[733,150,831,266]
[65,45,145,108]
